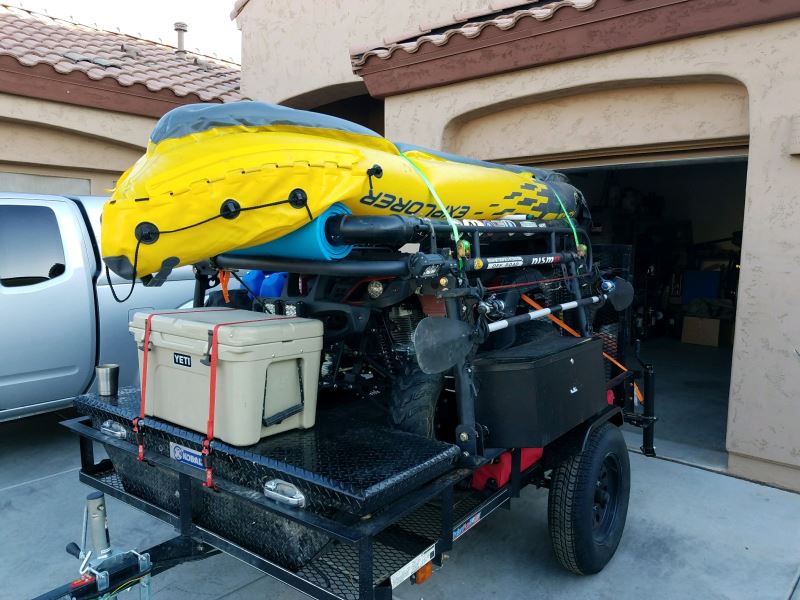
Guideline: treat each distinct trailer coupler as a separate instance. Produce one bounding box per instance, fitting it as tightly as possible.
[34,492,218,600]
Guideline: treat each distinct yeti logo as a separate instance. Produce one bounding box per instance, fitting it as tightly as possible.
[173,352,192,367]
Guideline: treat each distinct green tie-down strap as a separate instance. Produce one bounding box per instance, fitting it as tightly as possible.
[400,152,461,247]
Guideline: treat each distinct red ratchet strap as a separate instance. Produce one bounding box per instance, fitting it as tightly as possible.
[202,316,293,488]
[136,308,234,461]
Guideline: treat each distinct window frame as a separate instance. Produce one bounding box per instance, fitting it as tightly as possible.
[0,203,68,289]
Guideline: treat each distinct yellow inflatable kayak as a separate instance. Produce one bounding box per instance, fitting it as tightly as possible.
[102,101,582,280]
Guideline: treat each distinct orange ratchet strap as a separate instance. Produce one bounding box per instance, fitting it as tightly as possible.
[219,270,231,304]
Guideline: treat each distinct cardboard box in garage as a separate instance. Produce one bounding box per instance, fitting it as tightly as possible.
[681,316,735,347]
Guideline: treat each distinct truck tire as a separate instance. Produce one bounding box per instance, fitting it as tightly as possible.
[547,422,630,575]
[388,364,443,438]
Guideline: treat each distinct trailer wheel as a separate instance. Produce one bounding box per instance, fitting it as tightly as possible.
[548,422,630,575]
[388,364,443,438]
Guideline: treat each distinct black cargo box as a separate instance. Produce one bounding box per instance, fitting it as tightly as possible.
[473,336,606,448]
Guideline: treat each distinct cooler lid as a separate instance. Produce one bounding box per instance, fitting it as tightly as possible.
[131,308,323,345]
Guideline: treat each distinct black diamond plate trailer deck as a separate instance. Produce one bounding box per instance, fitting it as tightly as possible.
[61,414,542,600]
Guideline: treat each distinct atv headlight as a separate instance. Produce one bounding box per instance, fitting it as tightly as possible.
[367,280,384,299]
[284,301,305,317]
[262,300,281,315]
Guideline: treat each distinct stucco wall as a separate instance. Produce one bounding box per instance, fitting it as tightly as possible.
[235,0,491,106]
[381,20,800,490]
[0,93,153,195]
[451,82,749,162]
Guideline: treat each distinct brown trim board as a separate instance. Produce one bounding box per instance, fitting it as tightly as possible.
[0,55,220,118]
[356,0,800,97]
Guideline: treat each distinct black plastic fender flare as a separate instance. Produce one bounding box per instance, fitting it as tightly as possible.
[541,405,624,471]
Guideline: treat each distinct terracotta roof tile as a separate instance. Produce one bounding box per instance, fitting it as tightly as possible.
[351,0,597,69]
[0,4,243,103]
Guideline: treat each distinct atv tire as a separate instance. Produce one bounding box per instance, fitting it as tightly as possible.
[388,364,443,438]
[548,422,630,575]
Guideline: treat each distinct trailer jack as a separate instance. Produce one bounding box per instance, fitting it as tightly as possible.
[621,340,657,457]
[34,491,218,600]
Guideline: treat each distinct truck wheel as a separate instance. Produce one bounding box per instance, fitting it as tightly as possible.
[547,422,630,575]
[388,364,443,438]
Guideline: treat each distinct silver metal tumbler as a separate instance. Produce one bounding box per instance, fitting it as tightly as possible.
[96,364,119,396]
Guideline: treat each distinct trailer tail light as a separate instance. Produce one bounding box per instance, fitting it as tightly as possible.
[69,574,95,589]
[412,561,433,585]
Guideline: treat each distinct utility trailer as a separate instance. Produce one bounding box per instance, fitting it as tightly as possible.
[37,214,656,600]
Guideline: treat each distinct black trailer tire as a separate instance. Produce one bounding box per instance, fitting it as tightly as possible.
[388,364,443,438]
[547,422,630,575]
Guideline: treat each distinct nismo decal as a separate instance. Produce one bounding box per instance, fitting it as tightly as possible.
[486,256,524,269]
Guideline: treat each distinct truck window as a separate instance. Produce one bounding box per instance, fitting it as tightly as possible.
[0,205,66,287]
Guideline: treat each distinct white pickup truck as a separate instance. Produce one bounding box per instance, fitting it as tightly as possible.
[0,194,195,421]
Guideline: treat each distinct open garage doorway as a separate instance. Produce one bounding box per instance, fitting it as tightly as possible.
[565,158,747,468]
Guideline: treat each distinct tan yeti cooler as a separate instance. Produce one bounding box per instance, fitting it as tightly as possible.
[130,308,323,446]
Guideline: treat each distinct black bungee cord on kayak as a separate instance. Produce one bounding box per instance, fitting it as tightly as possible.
[106,188,312,303]
[105,239,142,303]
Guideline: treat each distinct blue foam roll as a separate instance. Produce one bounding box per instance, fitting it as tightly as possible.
[230,202,352,261]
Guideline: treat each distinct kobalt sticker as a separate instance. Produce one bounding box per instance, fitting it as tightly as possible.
[169,442,204,470]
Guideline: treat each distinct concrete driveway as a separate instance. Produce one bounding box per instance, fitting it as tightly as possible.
[2,411,800,600]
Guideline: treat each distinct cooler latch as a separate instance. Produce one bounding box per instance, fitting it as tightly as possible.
[200,331,213,366]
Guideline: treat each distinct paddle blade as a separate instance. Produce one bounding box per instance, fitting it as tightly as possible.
[607,276,634,311]
[413,317,473,374]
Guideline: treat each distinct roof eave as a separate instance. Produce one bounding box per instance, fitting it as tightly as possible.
[353,0,800,98]
[0,54,220,118]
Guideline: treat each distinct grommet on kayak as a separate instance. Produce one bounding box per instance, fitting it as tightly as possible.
[101,101,583,280]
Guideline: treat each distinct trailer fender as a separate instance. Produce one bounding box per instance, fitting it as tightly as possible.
[541,406,623,471]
